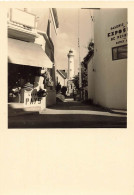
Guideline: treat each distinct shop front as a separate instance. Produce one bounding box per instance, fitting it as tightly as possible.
[8,38,53,113]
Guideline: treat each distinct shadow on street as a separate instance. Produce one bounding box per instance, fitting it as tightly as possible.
[9,114,127,128]
[8,99,127,128]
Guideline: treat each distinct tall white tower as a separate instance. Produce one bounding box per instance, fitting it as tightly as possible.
[67,50,74,80]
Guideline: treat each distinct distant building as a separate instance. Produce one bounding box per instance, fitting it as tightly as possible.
[8,8,59,114]
[56,70,67,87]
[86,8,127,109]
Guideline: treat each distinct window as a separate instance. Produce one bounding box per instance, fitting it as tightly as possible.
[112,45,127,60]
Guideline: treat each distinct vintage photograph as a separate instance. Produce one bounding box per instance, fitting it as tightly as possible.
[8,8,127,128]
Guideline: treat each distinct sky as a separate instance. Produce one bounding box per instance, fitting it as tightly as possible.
[55,8,94,75]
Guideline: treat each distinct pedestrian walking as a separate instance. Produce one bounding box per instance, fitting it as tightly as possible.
[73,88,77,101]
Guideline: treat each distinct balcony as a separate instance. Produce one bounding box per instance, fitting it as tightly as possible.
[8,9,38,42]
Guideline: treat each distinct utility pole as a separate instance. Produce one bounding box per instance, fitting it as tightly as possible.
[78,8,82,89]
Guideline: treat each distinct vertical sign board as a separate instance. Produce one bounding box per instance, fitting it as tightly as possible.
[23,90,42,108]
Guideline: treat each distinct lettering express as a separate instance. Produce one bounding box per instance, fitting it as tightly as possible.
[107,27,127,37]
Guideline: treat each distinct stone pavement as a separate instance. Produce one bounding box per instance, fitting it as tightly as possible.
[8,99,127,128]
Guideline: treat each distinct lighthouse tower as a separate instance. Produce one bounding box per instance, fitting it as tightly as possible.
[67,50,74,80]
[67,50,75,96]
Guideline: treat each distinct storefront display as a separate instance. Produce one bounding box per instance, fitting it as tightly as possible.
[8,21,55,111]
[8,63,47,109]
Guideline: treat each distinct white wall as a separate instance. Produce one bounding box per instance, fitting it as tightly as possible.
[56,72,67,87]
[31,9,49,33]
[93,8,127,109]
[68,54,75,79]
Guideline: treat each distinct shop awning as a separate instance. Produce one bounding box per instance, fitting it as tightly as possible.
[8,38,53,68]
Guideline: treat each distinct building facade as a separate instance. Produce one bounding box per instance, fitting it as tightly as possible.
[87,8,127,109]
[56,70,67,87]
[31,8,59,107]
[8,8,59,114]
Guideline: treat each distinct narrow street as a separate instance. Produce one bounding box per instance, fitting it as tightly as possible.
[3,8,129,195]
[7,9,127,129]
[8,98,127,128]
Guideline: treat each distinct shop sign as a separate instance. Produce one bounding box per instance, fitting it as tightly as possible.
[24,90,42,107]
[107,22,128,45]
